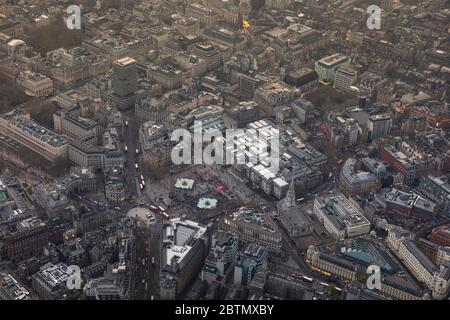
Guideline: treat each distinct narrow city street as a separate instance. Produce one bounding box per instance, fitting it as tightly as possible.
[132,223,161,300]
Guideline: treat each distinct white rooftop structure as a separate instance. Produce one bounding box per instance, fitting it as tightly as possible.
[114,56,137,67]
[197,197,217,209]
[36,263,75,289]
[175,178,195,190]
[162,218,208,268]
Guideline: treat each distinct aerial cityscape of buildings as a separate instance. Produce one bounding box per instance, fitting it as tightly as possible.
[0,0,449,304]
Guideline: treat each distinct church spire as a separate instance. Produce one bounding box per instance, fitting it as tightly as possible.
[285,178,296,208]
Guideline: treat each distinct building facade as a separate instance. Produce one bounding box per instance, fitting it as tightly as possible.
[112,57,138,98]
[315,54,350,83]
[0,110,68,161]
[313,192,371,240]
[367,114,392,142]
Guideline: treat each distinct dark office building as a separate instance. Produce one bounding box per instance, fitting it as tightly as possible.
[112,57,138,98]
